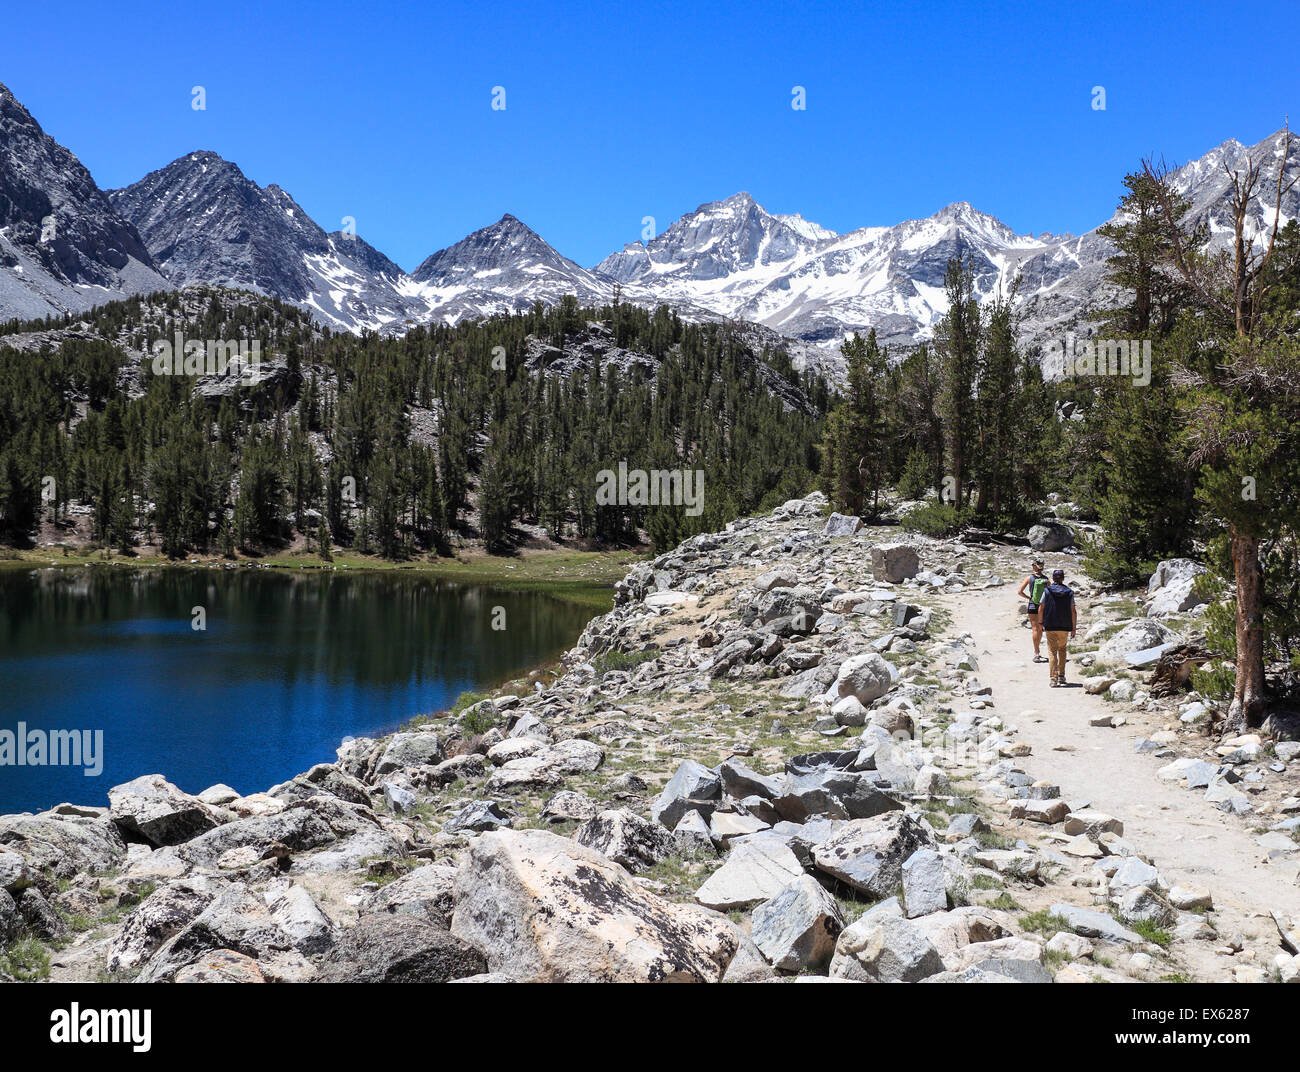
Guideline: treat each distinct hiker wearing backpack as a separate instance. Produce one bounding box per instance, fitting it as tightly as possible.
[1017,559,1049,663]
[1037,568,1077,687]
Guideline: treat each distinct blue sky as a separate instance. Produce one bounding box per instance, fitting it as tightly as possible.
[6,0,1297,271]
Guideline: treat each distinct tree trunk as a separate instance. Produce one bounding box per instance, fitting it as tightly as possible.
[1228,525,1267,729]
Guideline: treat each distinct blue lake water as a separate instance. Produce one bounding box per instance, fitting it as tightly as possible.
[0,567,598,814]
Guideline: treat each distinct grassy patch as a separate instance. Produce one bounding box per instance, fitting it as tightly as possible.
[642,853,709,891]
[0,937,51,981]
[593,649,658,680]
[402,688,498,732]
[1127,918,1173,948]
[60,912,96,933]
[460,702,500,736]
[985,891,1023,911]
[1091,623,1126,644]
[834,892,882,925]
[1044,948,1070,971]
[1019,910,1071,937]
[361,856,419,886]
[922,791,978,816]
[974,829,1015,851]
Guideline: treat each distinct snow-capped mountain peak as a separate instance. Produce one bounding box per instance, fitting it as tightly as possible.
[106,150,418,334]
[3,75,1295,381]
[595,190,836,288]
[405,214,610,325]
[412,213,579,284]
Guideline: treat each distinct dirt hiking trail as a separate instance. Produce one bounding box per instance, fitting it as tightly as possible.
[948,584,1299,930]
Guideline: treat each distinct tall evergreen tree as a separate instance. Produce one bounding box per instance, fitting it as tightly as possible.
[934,257,981,507]
[972,284,1023,519]
[821,329,887,516]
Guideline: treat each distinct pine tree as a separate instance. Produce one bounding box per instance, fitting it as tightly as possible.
[822,329,887,516]
[892,344,944,493]
[1145,129,1298,728]
[1083,362,1196,585]
[896,447,932,501]
[972,284,1023,520]
[934,257,981,507]
[0,452,36,544]
[1092,171,1197,336]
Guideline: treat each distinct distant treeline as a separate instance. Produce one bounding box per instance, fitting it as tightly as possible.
[0,291,828,558]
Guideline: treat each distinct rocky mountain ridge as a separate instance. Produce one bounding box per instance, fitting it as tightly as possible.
[0,81,168,323]
[106,151,414,334]
[2,79,1296,381]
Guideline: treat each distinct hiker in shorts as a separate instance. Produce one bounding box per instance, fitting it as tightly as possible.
[1017,559,1049,663]
[1037,568,1077,687]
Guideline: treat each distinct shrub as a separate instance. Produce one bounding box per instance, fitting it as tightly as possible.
[592,648,658,680]
[895,449,933,501]
[899,501,974,538]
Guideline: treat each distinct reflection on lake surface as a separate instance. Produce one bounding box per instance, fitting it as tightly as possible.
[0,568,598,814]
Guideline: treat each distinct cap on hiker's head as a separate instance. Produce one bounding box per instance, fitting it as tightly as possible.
[1032,558,1044,569]
[1052,569,1065,581]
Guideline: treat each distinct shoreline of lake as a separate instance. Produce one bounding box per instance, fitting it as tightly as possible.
[0,567,604,814]
[0,546,645,610]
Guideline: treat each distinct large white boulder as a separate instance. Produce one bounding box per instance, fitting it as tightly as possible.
[108,775,224,848]
[1147,577,1208,616]
[1147,560,1210,616]
[573,808,676,873]
[753,567,798,593]
[1098,619,1181,664]
[694,838,805,911]
[750,874,844,972]
[829,914,944,982]
[1028,521,1076,551]
[825,652,898,706]
[823,513,862,537]
[774,493,826,517]
[1147,558,1206,596]
[450,828,738,982]
[812,812,934,897]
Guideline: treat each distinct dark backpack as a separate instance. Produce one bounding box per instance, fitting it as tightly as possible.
[1040,584,1074,630]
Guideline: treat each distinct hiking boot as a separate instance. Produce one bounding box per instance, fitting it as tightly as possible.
[1049,678,1060,688]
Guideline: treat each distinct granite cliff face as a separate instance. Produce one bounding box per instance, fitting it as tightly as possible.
[0,81,167,321]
